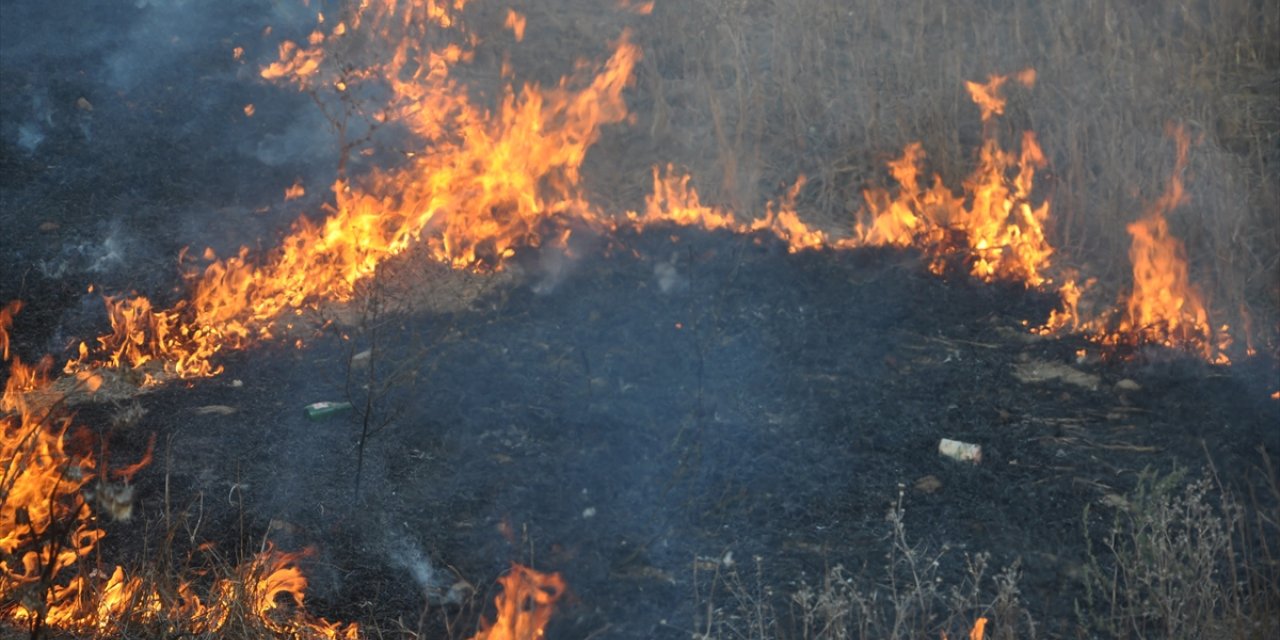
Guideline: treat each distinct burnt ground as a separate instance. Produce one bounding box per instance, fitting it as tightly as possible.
[3,2,1280,638]
[8,226,1280,639]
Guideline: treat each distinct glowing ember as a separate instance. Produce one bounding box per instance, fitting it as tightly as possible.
[469,564,566,640]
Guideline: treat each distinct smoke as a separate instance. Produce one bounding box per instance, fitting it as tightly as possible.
[653,252,688,294]
[385,535,470,606]
[526,220,606,296]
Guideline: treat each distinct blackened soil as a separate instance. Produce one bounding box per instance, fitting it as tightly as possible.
[58,225,1280,639]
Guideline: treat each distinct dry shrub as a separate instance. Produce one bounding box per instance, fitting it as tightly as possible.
[1079,461,1280,640]
[695,488,1034,640]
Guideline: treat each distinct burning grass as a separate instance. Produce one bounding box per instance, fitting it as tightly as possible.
[51,0,1262,389]
[2,0,1278,637]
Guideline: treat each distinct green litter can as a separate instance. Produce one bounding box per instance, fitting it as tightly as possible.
[304,401,353,421]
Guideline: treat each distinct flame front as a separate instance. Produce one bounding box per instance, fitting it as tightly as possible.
[60,6,1230,386]
[3,0,1253,636]
[66,0,641,382]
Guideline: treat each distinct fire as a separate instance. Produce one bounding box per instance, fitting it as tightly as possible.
[856,69,1056,287]
[2,311,101,631]
[941,617,989,640]
[58,0,1232,389]
[2,306,356,637]
[625,165,830,251]
[1091,123,1231,363]
[3,0,1249,633]
[65,0,641,382]
[469,564,566,640]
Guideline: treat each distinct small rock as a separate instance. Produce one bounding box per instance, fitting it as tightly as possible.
[76,97,93,112]
[1012,359,1100,390]
[39,221,60,232]
[1115,378,1141,391]
[913,474,943,494]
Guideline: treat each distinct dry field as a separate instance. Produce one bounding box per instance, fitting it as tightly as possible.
[2,1,1278,639]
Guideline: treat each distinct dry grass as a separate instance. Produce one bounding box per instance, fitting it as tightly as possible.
[695,463,1280,640]
[618,0,1279,344]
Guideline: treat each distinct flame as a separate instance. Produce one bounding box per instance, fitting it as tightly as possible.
[0,1,1253,634]
[625,165,830,251]
[3,307,354,637]
[856,69,1056,288]
[2,309,101,632]
[970,616,988,640]
[1,300,20,360]
[504,9,526,42]
[965,70,1035,123]
[1093,123,1231,362]
[66,1,640,383]
[617,0,654,15]
[941,617,989,640]
[469,564,566,640]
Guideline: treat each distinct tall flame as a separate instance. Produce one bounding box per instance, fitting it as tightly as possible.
[1087,123,1231,362]
[66,0,641,383]
[2,306,102,632]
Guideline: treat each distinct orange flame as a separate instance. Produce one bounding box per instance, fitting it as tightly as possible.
[285,181,306,201]
[941,616,988,640]
[4,306,354,637]
[1,1,1249,634]
[504,9,526,42]
[66,1,641,383]
[469,564,566,640]
[3,308,102,632]
[857,69,1056,287]
[1095,123,1230,362]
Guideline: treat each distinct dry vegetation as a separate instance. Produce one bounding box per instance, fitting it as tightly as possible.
[546,0,1278,344]
[691,462,1280,640]
[595,0,1279,637]
[6,0,1277,637]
